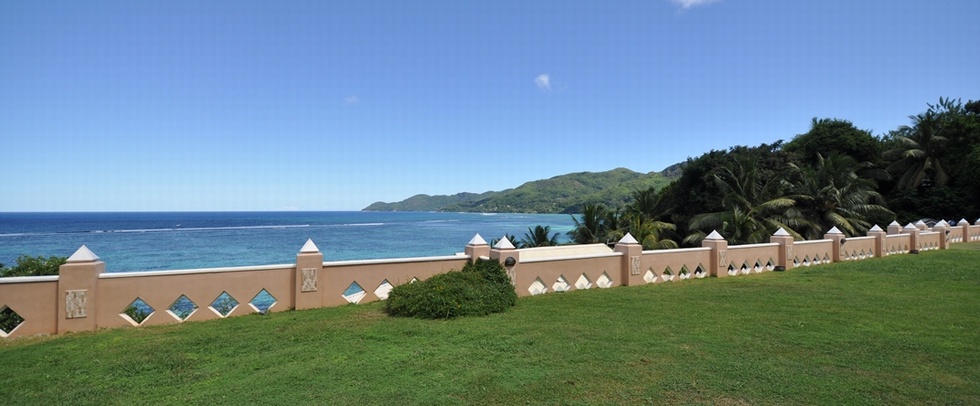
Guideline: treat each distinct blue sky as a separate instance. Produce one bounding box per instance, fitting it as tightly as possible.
[1,0,977,211]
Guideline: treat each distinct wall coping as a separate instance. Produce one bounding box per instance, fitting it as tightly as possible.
[728,242,779,249]
[0,275,60,284]
[796,239,831,246]
[324,254,469,267]
[99,264,295,279]
[520,252,622,264]
[846,236,876,241]
[642,247,711,255]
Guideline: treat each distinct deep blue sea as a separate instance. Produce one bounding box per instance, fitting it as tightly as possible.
[0,212,576,273]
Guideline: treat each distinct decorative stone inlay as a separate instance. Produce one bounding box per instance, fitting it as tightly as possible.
[630,256,641,276]
[528,278,547,295]
[301,268,318,292]
[374,280,394,300]
[65,289,87,319]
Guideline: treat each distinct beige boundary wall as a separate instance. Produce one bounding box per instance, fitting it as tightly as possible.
[2,219,979,339]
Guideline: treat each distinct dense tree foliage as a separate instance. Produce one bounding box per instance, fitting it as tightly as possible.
[0,255,67,277]
[567,97,977,247]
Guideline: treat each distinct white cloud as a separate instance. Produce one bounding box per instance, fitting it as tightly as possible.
[343,95,360,105]
[670,0,722,9]
[535,74,551,91]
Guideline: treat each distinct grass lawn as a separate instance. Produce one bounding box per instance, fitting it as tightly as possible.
[2,243,978,405]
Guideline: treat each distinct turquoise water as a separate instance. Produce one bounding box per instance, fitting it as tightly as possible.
[0,212,576,272]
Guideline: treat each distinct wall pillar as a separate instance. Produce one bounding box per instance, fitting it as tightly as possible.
[868,225,886,257]
[702,231,728,278]
[464,234,491,261]
[489,236,519,286]
[57,245,104,334]
[958,219,970,244]
[933,221,949,250]
[614,233,643,286]
[824,227,845,262]
[903,223,920,253]
[769,228,795,271]
[294,239,323,311]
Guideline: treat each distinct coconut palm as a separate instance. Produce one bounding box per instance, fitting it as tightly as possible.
[568,203,608,244]
[884,111,950,191]
[628,217,680,250]
[520,225,560,248]
[684,157,808,245]
[795,153,893,238]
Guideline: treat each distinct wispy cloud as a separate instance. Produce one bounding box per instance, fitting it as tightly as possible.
[670,0,722,9]
[343,95,360,105]
[535,74,551,91]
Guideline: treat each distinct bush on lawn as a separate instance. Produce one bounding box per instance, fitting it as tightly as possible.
[385,258,517,319]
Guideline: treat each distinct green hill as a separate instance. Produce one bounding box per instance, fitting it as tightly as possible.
[363,168,677,214]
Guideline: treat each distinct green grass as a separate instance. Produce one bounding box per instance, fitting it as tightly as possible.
[2,243,979,405]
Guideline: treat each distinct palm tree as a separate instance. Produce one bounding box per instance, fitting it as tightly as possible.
[567,203,607,244]
[520,225,560,248]
[884,111,950,191]
[684,157,808,245]
[795,153,893,238]
[628,217,680,250]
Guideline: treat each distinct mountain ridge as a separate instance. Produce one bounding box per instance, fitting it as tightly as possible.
[363,167,678,214]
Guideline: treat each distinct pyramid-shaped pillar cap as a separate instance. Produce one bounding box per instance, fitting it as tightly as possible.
[773,228,791,236]
[889,221,901,226]
[467,233,488,246]
[618,233,639,245]
[299,238,320,253]
[915,220,927,226]
[705,230,724,240]
[869,225,884,232]
[494,236,516,250]
[67,245,100,263]
[935,220,949,228]
[957,219,970,226]
[827,226,844,235]
[904,223,917,230]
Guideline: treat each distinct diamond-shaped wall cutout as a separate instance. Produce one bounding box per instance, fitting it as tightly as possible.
[823,254,831,264]
[0,305,25,337]
[727,263,737,276]
[793,257,801,266]
[695,264,707,278]
[575,274,592,290]
[802,256,811,267]
[766,259,775,271]
[210,292,239,318]
[167,295,198,321]
[553,275,571,292]
[410,277,419,284]
[375,280,394,300]
[643,269,656,283]
[753,261,762,273]
[662,266,674,282]
[343,282,366,304]
[740,262,750,275]
[679,265,691,280]
[250,289,277,314]
[528,278,547,295]
[596,272,613,288]
[122,298,154,326]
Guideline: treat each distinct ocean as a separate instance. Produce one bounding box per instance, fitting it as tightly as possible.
[0,212,577,273]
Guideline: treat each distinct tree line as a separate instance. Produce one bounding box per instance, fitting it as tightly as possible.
[561,97,979,249]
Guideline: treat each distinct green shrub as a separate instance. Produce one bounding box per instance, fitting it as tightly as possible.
[0,255,67,277]
[385,259,517,319]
